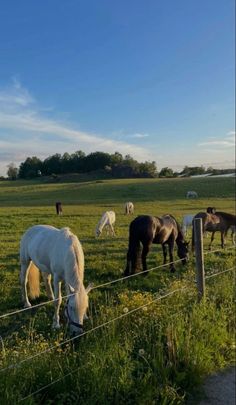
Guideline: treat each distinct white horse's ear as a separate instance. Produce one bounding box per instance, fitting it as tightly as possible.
[86,283,94,293]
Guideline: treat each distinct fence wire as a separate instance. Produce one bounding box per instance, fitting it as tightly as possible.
[0,287,186,374]
[205,266,235,280]
[0,258,184,320]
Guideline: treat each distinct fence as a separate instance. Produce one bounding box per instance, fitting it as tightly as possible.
[0,218,235,401]
[193,218,235,300]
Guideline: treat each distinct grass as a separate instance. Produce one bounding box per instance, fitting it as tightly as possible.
[0,176,235,404]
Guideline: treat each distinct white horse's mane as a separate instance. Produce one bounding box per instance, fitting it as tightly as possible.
[59,227,85,287]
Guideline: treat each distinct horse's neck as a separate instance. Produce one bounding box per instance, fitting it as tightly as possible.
[176,229,185,244]
[99,216,108,230]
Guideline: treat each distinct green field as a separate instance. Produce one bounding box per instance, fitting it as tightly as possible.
[0,177,235,404]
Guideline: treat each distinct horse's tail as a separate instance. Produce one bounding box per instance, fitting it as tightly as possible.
[124,223,141,275]
[28,262,40,299]
[125,204,128,215]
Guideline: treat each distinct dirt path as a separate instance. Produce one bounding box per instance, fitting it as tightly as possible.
[198,367,235,405]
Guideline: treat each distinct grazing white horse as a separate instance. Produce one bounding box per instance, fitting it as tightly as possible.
[125,202,134,215]
[95,211,116,237]
[186,191,198,199]
[20,225,92,335]
[181,214,195,236]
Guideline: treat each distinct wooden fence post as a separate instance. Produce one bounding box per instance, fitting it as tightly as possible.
[193,217,205,301]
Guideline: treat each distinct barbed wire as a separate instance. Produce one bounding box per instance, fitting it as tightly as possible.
[0,287,187,374]
[0,258,184,320]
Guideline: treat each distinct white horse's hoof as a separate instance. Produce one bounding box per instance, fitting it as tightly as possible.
[24,302,32,308]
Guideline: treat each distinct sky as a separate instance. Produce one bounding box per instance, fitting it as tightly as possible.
[0,0,235,176]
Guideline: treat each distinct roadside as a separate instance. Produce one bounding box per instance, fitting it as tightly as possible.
[198,366,235,405]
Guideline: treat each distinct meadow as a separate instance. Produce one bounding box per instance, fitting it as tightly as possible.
[0,176,235,404]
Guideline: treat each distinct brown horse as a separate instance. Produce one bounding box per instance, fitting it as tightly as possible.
[192,211,236,250]
[124,214,189,275]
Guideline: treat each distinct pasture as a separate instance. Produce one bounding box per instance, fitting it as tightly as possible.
[0,176,235,404]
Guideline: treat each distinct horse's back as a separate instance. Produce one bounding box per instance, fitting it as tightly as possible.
[215,212,236,223]
[20,225,82,276]
[106,210,116,224]
[130,215,160,241]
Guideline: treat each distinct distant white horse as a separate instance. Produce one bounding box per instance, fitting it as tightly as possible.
[20,225,92,335]
[181,214,195,236]
[186,191,198,199]
[183,213,209,238]
[95,211,116,237]
[125,202,134,215]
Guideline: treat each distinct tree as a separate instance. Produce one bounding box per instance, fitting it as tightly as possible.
[7,163,18,180]
[42,154,62,175]
[18,157,42,178]
[159,167,174,177]
[83,152,112,172]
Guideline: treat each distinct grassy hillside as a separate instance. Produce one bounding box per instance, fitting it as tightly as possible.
[0,177,235,404]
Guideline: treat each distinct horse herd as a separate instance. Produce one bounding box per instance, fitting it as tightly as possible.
[19,201,235,336]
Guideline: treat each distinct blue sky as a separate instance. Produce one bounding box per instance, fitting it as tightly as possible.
[0,0,235,175]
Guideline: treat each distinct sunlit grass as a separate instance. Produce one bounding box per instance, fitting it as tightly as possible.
[0,177,235,404]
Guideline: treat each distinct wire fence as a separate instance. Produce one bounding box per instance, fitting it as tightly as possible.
[19,306,190,403]
[0,238,235,402]
[0,258,185,320]
[205,266,235,280]
[0,287,187,374]
[1,263,235,376]
[0,244,234,321]
[203,245,235,256]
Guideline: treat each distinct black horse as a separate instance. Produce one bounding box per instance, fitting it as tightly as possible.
[124,214,189,275]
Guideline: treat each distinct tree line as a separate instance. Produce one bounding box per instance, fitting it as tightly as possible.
[6,151,234,180]
[7,151,158,179]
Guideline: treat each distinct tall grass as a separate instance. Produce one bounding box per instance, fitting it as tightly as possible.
[0,177,235,404]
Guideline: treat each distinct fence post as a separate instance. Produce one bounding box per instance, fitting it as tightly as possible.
[193,218,205,301]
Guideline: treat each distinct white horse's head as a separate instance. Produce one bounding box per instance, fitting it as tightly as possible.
[65,283,93,336]
[95,227,101,238]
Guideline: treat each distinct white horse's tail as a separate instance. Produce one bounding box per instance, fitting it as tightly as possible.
[28,262,40,299]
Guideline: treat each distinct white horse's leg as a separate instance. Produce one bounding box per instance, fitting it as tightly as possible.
[42,272,54,300]
[20,261,31,308]
[110,224,115,236]
[52,278,62,329]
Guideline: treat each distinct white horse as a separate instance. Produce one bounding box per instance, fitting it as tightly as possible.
[124,202,134,215]
[182,213,210,238]
[181,214,195,236]
[95,211,116,237]
[20,225,92,335]
[186,191,198,199]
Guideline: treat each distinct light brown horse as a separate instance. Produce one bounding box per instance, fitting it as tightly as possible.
[192,211,236,250]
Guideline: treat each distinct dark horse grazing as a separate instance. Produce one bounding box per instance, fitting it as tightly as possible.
[192,211,236,250]
[124,215,189,275]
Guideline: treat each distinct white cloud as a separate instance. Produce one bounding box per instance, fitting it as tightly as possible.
[129,133,149,138]
[198,131,235,148]
[0,80,155,175]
